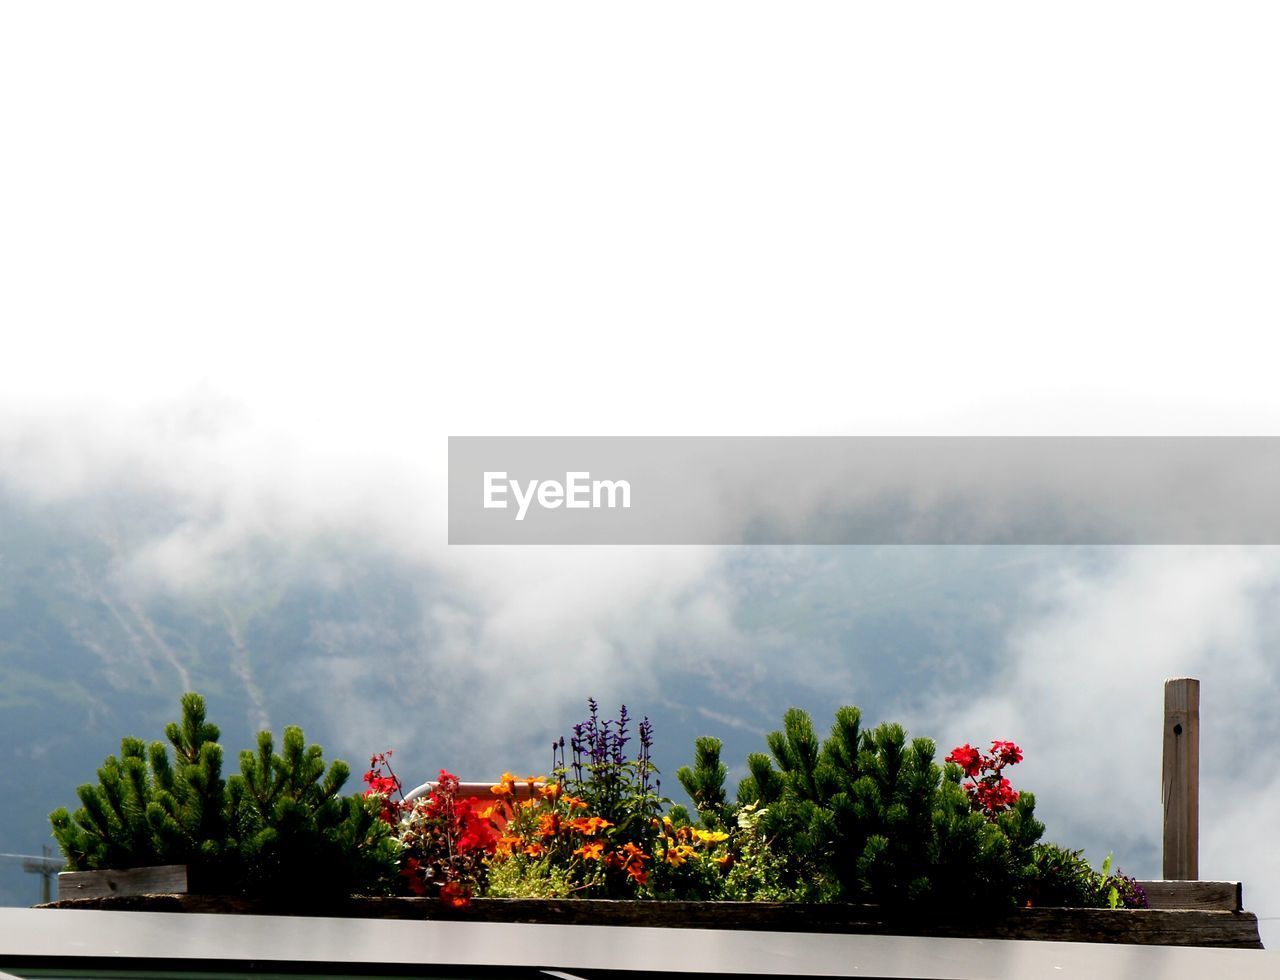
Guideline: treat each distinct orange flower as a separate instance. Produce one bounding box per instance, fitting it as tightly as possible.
[562,794,589,811]
[439,881,471,909]
[566,816,613,835]
[537,813,561,838]
[539,782,563,801]
[523,842,544,857]
[714,852,734,869]
[620,842,648,862]
[490,772,519,797]
[574,841,604,861]
[626,863,649,885]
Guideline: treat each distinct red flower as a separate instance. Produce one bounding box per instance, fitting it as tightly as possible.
[399,857,427,896]
[951,738,1026,819]
[973,776,1019,812]
[946,744,982,778]
[363,773,400,796]
[990,740,1023,766]
[439,881,471,909]
[454,797,499,854]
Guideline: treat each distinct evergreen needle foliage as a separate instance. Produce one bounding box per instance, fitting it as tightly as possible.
[735,705,1045,912]
[50,693,398,898]
[676,736,729,829]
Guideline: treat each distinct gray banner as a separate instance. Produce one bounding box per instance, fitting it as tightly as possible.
[448,437,1280,545]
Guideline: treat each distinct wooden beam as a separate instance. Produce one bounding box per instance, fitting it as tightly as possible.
[1162,677,1200,880]
[40,895,1266,949]
[57,865,188,902]
[1137,880,1240,911]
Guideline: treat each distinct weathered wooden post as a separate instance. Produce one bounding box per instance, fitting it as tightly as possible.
[1162,677,1199,880]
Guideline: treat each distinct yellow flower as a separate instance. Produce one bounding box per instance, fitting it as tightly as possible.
[693,829,729,845]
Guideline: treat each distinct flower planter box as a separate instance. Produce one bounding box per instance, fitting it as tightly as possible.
[41,881,1263,949]
[56,864,189,901]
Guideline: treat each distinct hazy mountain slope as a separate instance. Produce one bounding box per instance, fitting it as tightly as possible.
[2,490,1183,911]
[0,492,426,904]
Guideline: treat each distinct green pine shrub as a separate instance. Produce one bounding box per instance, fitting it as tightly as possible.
[50,692,399,898]
[733,705,1044,912]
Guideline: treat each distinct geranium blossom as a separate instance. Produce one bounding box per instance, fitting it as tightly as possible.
[945,744,982,778]
[947,740,1025,819]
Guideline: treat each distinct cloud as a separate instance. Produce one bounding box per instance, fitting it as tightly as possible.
[906,547,1280,944]
[0,395,751,772]
[6,398,1280,945]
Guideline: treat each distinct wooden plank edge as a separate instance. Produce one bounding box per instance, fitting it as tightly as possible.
[33,897,1264,949]
[56,866,189,902]
[1136,880,1241,911]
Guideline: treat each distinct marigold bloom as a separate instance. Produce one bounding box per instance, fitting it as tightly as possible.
[491,772,519,796]
[620,842,648,862]
[567,816,611,835]
[574,841,604,861]
[537,812,561,838]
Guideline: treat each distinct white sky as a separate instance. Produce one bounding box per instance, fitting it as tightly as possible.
[2,3,1279,450]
